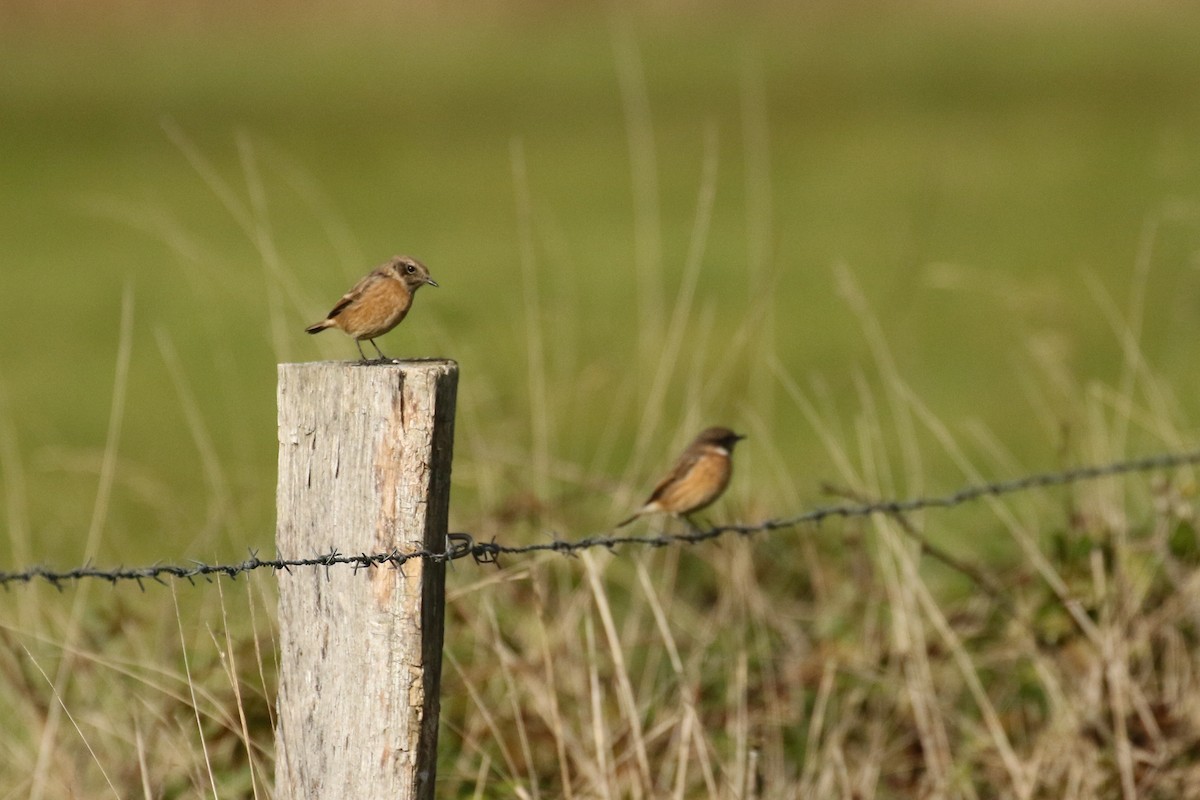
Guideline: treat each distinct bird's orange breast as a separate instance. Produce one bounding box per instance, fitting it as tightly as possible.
[333,278,413,340]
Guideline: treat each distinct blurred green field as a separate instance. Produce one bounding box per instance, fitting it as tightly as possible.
[3,3,1200,564]
[5,3,1200,796]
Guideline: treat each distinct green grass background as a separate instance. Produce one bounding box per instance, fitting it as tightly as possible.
[6,3,1200,796]
[3,2,1200,568]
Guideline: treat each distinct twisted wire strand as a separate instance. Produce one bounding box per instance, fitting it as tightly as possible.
[2,449,1196,589]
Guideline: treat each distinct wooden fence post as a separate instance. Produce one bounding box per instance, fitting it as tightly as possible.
[274,360,457,800]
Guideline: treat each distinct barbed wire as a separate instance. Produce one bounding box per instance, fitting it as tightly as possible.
[2,448,1197,590]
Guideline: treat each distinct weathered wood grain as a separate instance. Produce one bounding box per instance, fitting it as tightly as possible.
[275,360,457,800]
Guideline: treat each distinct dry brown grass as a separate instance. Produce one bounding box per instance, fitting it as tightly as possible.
[428,301,1200,798]
[5,271,1200,797]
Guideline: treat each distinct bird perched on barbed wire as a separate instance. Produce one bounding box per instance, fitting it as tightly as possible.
[617,426,745,528]
[305,255,439,362]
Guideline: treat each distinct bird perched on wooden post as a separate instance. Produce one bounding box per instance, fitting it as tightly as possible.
[305,255,439,362]
[618,426,745,528]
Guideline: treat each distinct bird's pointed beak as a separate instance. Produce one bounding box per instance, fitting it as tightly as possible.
[426,277,440,287]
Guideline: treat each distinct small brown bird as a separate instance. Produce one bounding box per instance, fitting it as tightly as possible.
[617,426,745,527]
[305,255,439,362]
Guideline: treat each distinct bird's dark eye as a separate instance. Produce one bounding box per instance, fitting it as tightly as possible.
[405,264,416,274]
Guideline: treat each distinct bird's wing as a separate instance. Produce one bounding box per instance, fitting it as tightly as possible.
[644,448,702,504]
[325,269,386,320]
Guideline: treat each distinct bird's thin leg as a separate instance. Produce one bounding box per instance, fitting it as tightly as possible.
[354,339,370,363]
[681,514,702,533]
[369,339,391,363]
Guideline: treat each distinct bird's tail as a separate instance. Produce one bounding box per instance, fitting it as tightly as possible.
[305,320,331,334]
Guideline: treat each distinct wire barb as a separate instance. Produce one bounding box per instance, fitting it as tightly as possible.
[0,448,1196,589]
